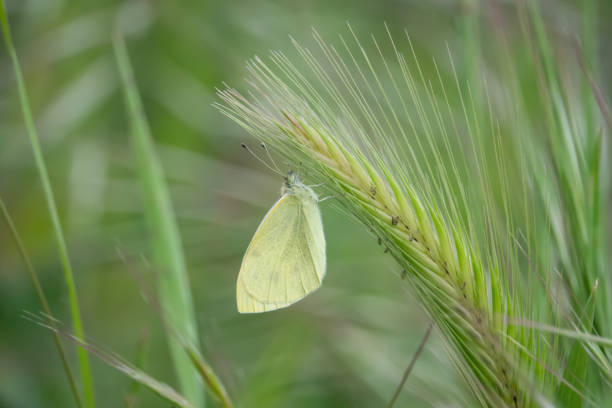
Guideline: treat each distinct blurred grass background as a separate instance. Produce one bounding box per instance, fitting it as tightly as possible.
[0,0,610,407]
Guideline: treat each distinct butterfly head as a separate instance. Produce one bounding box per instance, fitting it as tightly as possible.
[282,170,318,202]
[284,170,299,188]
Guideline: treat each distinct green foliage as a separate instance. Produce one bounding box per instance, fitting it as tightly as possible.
[0,1,95,406]
[217,14,611,408]
[1,1,611,407]
[26,311,197,408]
[0,196,82,407]
[113,33,204,408]
[556,286,596,408]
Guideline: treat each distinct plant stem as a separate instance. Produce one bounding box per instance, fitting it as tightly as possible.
[0,2,95,406]
[113,32,204,408]
[388,322,433,407]
[0,197,83,408]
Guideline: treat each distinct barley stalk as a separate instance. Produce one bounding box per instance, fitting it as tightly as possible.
[216,29,541,407]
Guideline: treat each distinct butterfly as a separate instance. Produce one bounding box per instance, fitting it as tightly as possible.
[237,171,326,313]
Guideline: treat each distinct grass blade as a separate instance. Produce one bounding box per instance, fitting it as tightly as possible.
[556,286,597,408]
[116,249,233,408]
[0,2,95,406]
[0,196,83,408]
[123,328,150,408]
[113,32,204,408]
[25,313,195,408]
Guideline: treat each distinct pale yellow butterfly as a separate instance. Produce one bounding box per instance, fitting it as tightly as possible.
[237,171,326,313]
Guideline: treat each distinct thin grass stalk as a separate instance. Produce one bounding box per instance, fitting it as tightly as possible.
[580,0,598,141]
[216,31,543,406]
[459,0,481,107]
[123,328,149,408]
[578,0,611,343]
[387,322,433,407]
[116,249,234,408]
[523,0,611,340]
[113,33,204,408]
[0,196,83,408]
[510,2,612,401]
[0,2,95,406]
[491,6,575,394]
[25,312,196,408]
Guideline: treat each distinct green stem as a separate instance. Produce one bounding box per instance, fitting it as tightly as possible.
[0,197,83,408]
[113,33,204,408]
[388,323,433,407]
[0,2,95,406]
[460,0,481,103]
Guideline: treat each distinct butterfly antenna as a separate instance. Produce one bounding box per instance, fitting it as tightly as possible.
[260,143,282,173]
[241,143,283,176]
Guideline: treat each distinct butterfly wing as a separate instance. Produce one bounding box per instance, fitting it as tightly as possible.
[237,190,326,313]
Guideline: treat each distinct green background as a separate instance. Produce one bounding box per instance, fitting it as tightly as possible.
[0,1,609,407]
